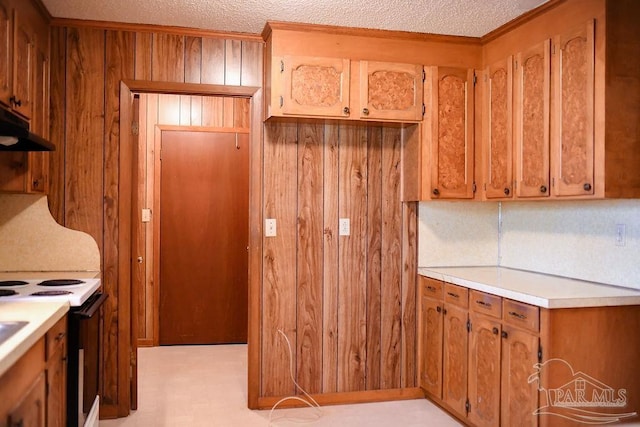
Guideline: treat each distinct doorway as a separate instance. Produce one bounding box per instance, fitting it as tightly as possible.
[158,130,249,345]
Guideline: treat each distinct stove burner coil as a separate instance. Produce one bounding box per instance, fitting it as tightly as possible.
[37,279,85,287]
[31,290,74,296]
[0,289,18,297]
[0,281,28,287]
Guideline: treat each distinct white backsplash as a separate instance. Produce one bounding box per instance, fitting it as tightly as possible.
[501,200,640,289]
[418,202,498,267]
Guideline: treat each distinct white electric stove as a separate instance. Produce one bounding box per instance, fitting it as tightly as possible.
[0,278,101,307]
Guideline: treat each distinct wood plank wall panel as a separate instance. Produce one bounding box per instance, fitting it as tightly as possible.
[262,122,299,397]
[337,124,368,392]
[380,128,403,389]
[401,202,418,388]
[365,127,382,391]
[49,22,263,414]
[296,123,324,394]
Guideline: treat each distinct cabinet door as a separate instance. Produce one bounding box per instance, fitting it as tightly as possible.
[426,67,475,199]
[419,295,444,398]
[46,347,67,427]
[12,11,34,119]
[278,56,350,117]
[483,57,513,199]
[359,61,423,121]
[0,151,27,192]
[28,152,47,193]
[501,326,539,427]
[0,0,11,107]
[442,303,468,417]
[31,42,49,138]
[552,20,595,197]
[468,314,501,427]
[8,372,46,427]
[515,40,551,198]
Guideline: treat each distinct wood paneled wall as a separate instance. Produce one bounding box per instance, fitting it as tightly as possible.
[262,122,418,398]
[48,23,262,416]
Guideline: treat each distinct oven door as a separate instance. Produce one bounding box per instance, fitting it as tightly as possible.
[68,292,107,427]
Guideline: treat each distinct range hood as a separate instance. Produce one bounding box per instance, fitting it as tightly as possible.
[0,108,55,151]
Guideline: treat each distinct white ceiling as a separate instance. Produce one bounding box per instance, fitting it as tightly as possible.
[41,0,549,38]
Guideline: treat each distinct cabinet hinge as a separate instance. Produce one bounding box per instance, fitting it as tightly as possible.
[280,60,284,73]
[422,103,426,117]
[472,182,477,194]
[552,44,556,55]
[279,95,284,108]
[514,60,518,70]
[538,346,543,363]
[131,122,139,136]
[473,73,477,86]
[422,69,426,82]
[465,399,471,413]
[467,319,471,332]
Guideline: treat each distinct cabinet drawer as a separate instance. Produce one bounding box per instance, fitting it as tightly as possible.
[421,277,443,299]
[46,316,67,359]
[469,290,502,318]
[444,283,468,308]
[503,299,539,332]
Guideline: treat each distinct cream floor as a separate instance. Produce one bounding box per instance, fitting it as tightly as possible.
[99,344,462,427]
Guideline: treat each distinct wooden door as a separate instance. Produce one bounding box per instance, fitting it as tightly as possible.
[515,40,551,198]
[12,11,34,118]
[442,303,468,418]
[468,314,501,427]
[278,55,350,117]
[419,295,444,398]
[483,57,513,199]
[159,130,249,345]
[552,20,595,197]
[501,326,539,427]
[0,0,11,107]
[359,61,423,121]
[426,66,475,199]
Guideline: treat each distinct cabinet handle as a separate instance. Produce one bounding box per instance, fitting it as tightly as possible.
[436,306,442,313]
[540,185,547,193]
[583,183,592,192]
[10,96,22,107]
[362,108,369,116]
[443,308,447,315]
[55,331,66,341]
[447,291,459,299]
[32,179,40,188]
[492,327,499,335]
[476,300,491,308]
[508,311,527,320]
[504,187,510,196]
[343,106,350,115]
[501,330,508,339]
[427,285,436,292]
[432,188,440,196]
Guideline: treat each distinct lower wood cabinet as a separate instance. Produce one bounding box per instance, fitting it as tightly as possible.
[7,373,46,427]
[45,316,67,427]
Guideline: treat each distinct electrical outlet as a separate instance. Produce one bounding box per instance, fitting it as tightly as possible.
[339,218,350,236]
[616,224,626,247]
[265,219,277,237]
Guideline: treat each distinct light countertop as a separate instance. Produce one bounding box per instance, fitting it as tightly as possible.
[418,266,640,309]
[0,301,69,378]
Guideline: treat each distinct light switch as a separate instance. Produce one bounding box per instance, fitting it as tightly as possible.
[265,218,277,237]
[141,208,152,223]
[339,218,350,236]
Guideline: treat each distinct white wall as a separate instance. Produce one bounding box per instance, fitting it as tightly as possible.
[418,200,640,290]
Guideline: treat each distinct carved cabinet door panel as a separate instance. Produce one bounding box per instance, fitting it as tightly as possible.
[419,295,444,398]
[442,303,469,417]
[552,20,595,197]
[468,314,501,427]
[483,57,513,200]
[515,39,551,198]
[359,61,423,121]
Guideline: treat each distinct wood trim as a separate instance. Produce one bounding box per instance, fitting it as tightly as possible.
[122,80,258,97]
[31,0,52,22]
[481,0,567,43]
[152,125,161,347]
[256,387,425,409]
[98,404,119,419]
[136,338,154,348]
[50,18,264,42]
[155,125,250,134]
[262,21,481,45]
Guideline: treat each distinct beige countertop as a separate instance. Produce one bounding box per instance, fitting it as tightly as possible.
[0,301,69,378]
[418,266,640,309]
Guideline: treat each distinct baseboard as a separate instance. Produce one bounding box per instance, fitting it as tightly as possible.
[257,387,425,410]
[137,338,154,347]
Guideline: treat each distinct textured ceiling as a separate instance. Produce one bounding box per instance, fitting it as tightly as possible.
[41,0,549,37]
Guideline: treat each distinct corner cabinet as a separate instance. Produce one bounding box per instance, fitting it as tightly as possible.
[422,66,475,200]
[268,55,424,123]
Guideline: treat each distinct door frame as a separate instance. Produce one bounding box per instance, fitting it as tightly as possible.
[118,80,263,414]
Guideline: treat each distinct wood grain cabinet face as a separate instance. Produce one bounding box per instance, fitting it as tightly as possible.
[552,20,595,197]
[277,55,350,118]
[0,0,11,107]
[359,61,423,121]
[46,317,67,427]
[468,313,501,427]
[12,11,35,119]
[514,40,551,198]
[424,66,475,200]
[419,294,444,398]
[482,57,513,200]
[8,372,46,427]
[442,303,468,417]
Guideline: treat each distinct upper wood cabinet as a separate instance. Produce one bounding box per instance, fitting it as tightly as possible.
[423,66,475,200]
[482,57,513,200]
[514,40,551,198]
[552,20,595,197]
[269,55,424,123]
[359,61,423,121]
[0,0,11,106]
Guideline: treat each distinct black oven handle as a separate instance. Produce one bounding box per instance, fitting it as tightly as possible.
[73,292,108,319]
